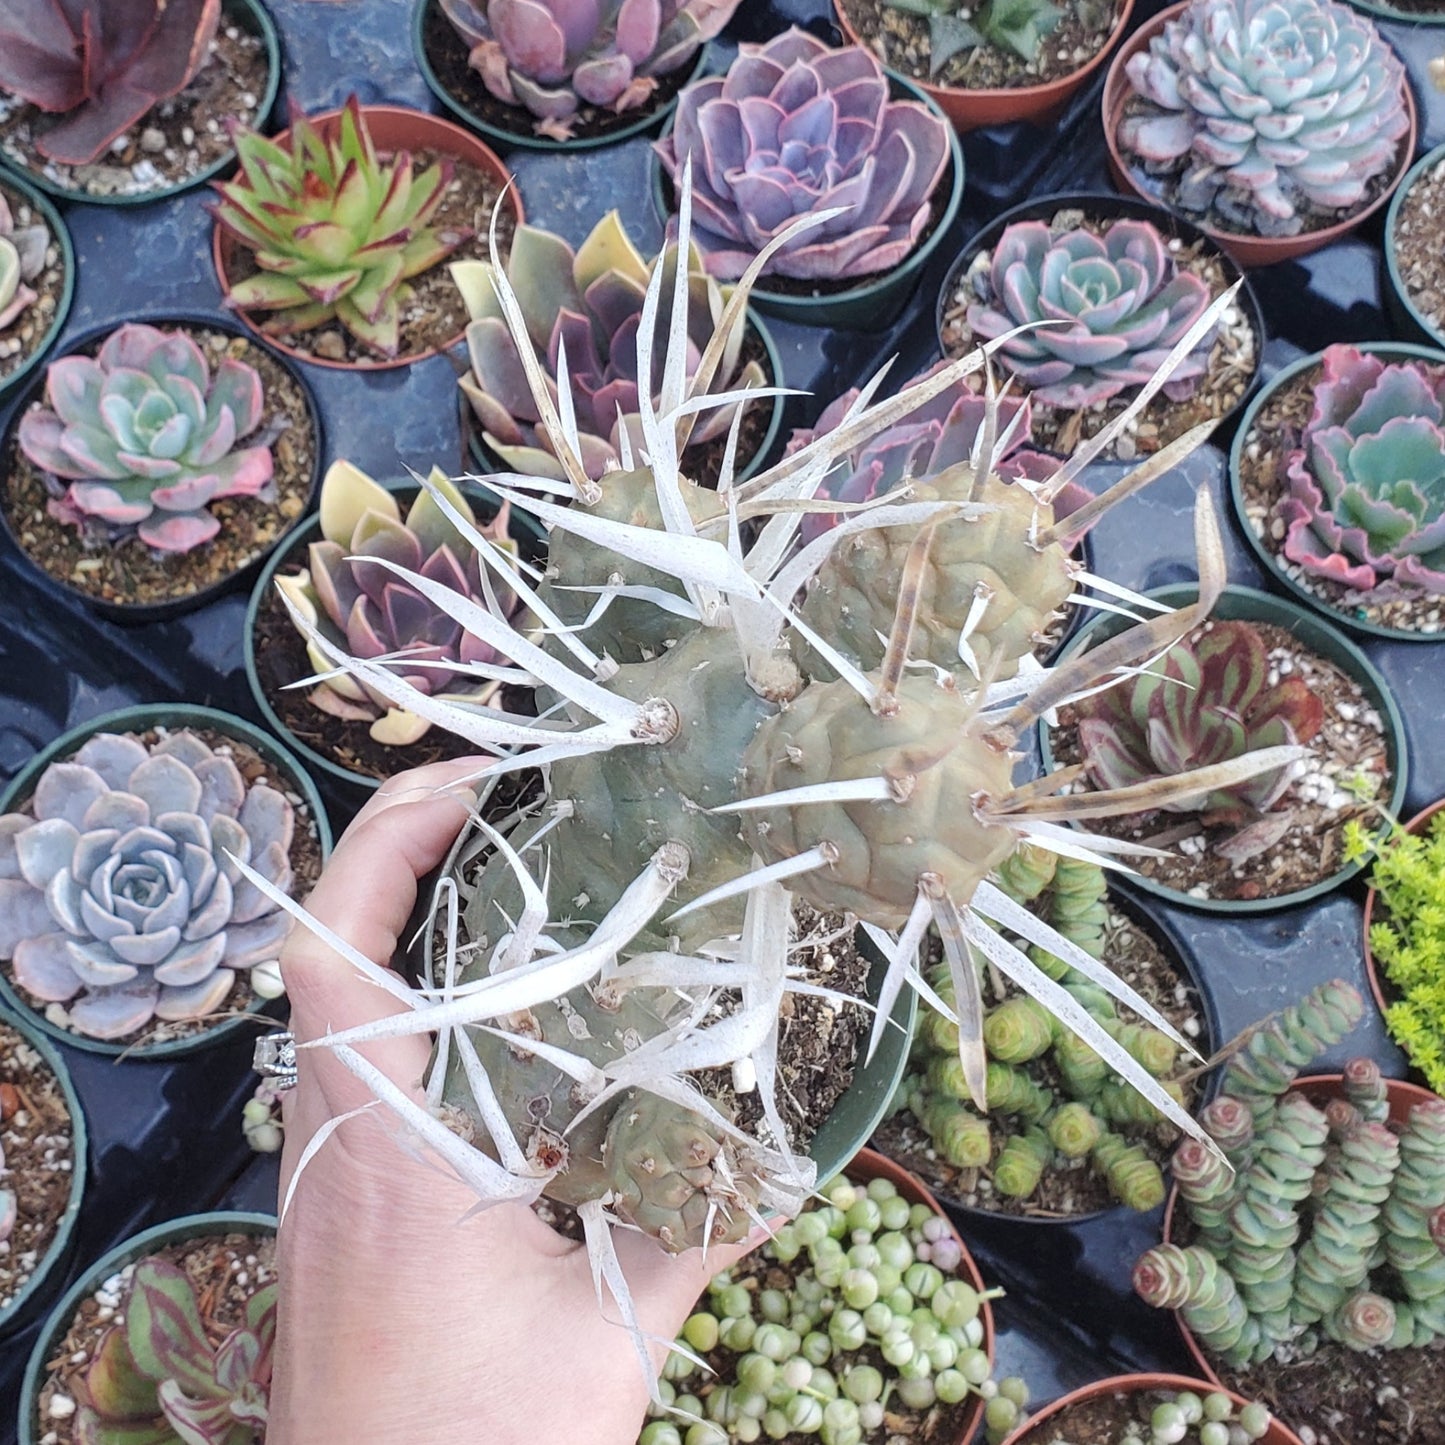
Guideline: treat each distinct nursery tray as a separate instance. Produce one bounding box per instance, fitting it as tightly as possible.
[0,0,1434,1435]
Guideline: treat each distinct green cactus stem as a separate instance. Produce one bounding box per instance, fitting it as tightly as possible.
[1133,1243,1264,1367]
[994,1126,1052,1198]
[1092,1131,1166,1210]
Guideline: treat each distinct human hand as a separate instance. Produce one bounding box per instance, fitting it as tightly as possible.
[268,760,764,1445]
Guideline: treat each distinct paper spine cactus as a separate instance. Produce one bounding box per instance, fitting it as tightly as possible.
[963,218,1216,410]
[77,1258,276,1445]
[17,323,275,554]
[274,461,523,746]
[0,729,296,1041]
[0,0,220,166]
[0,193,50,331]
[452,210,767,486]
[211,97,472,358]
[1118,0,1410,238]
[1279,345,1445,599]
[654,28,952,282]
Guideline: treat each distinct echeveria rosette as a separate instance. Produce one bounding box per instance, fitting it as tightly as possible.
[453,210,765,482]
[1280,345,1445,598]
[1119,0,1410,238]
[17,323,274,554]
[0,193,50,331]
[0,730,296,1042]
[654,28,952,282]
[965,218,1216,410]
[276,462,522,746]
[1072,619,1324,824]
[439,0,740,140]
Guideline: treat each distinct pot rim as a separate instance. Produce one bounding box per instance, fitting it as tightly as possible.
[1384,141,1445,354]
[1361,795,1445,1020]
[0,168,76,403]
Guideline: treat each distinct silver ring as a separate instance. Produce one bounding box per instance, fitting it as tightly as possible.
[253,1030,298,1091]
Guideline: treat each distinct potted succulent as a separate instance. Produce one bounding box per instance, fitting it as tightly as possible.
[19,1210,276,1445]
[413,0,737,152]
[1133,980,1440,1445]
[1040,585,1409,912]
[834,0,1136,132]
[651,29,965,329]
[1229,342,1445,642]
[0,703,332,1057]
[1102,0,1418,268]
[1385,143,1445,354]
[0,1006,86,1337]
[210,95,521,370]
[0,316,323,622]
[936,194,1264,460]
[0,171,74,402]
[0,0,280,206]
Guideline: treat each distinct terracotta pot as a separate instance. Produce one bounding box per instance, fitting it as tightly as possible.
[997,1371,1305,1445]
[1362,797,1445,1020]
[212,104,521,372]
[834,0,1135,132]
[1101,1,1419,269]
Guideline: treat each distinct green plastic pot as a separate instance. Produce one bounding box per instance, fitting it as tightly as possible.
[0,1006,87,1339]
[1038,583,1410,914]
[18,1210,277,1445]
[1228,341,1445,643]
[413,0,709,154]
[650,75,966,331]
[1385,144,1445,354]
[0,170,75,403]
[0,0,282,207]
[0,703,333,1058]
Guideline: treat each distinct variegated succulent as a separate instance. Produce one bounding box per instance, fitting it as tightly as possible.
[0,729,295,1041]
[0,193,49,331]
[963,218,1215,410]
[654,28,952,281]
[211,97,471,358]
[0,0,219,166]
[1072,618,1323,825]
[438,0,740,140]
[452,210,766,483]
[275,461,522,746]
[1280,345,1445,598]
[1119,0,1411,237]
[17,323,274,554]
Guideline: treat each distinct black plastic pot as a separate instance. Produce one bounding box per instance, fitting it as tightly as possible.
[1038,583,1411,914]
[17,1210,277,1445]
[1228,340,1445,644]
[0,0,282,208]
[0,312,325,625]
[1384,143,1445,354]
[0,702,333,1059]
[0,171,75,405]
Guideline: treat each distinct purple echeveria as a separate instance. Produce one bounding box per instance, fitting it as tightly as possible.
[654,28,952,282]
[0,194,49,332]
[1279,345,1445,598]
[439,0,740,139]
[964,218,1215,410]
[0,729,296,1042]
[18,323,275,554]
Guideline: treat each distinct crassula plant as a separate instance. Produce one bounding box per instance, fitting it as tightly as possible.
[438,0,740,139]
[1118,0,1410,238]
[0,192,49,331]
[17,323,275,553]
[654,29,952,281]
[0,729,295,1041]
[211,97,471,358]
[77,1258,275,1445]
[452,210,768,482]
[0,0,219,166]
[1279,345,1445,598]
[274,461,522,746]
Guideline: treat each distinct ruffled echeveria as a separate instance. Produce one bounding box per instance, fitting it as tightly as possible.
[17,323,275,554]
[452,210,765,482]
[0,193,50,331]
[1119,0,1410,237]
[654,28,952,281]
[1280,345,1445,598]
[275,462,522,746]
[0,729,297,1042]
[438,0,740,140]
[964,218,1215,410]
[0,0,219,166]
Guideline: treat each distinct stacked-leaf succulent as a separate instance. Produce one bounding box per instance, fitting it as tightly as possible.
[641,1172,1029,1445]
[1279,345,1445,598]
[1134,980,1445,1362]
[0,193,49,331]
[76,1257,275,1445]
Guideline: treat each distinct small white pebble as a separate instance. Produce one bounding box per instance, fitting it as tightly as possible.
[48,1396,75,1420]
